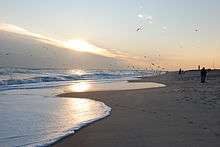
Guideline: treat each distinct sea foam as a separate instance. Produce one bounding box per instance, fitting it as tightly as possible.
[0,88,111,147]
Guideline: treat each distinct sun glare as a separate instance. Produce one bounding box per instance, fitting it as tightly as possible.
[69,69,86,76]
[65,39,96,53]
[69,82,91,92]
[64,39,114,57]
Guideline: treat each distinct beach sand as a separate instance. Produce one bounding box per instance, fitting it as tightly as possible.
[53,70,220,147]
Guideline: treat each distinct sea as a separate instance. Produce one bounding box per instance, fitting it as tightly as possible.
[0,67,165,147]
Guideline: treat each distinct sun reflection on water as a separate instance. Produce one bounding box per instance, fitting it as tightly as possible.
[64,81,165,93]
[69,69,86,76]
[68,82,91,92]
[65,98,94,121]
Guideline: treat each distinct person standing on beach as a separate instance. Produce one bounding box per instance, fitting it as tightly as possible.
[201,67,207,83]
[178,68,183,80]
[179,68,182,75]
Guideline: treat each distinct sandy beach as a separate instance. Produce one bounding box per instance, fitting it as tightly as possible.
[53,70,220,147]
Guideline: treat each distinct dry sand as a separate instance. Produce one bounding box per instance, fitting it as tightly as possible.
[53,70,220,147]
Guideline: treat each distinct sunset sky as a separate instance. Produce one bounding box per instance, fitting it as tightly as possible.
[0,0,220,70]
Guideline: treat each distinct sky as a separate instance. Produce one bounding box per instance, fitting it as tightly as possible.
[0,0,220,70]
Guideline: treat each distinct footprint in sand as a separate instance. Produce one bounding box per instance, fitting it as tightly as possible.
[203,127,208,130]
[188,121,194,124]
[214,132,220,137]
[183,116,195,125]
[183,116,187,120]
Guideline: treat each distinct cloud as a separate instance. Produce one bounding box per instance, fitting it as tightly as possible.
[0,23,125,58]
[145,16,153,24]
[0,23,64,47]
[162,26,167,32]
[0,23,145,66]
[137,14,144,18]
[137,14,153,24]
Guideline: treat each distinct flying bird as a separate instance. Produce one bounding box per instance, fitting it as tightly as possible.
[136,25,144,32]
[194,24,200,32]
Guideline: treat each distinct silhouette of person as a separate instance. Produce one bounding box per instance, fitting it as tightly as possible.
[178,68,183,80]
[201,67,207,83]
[179,68,182,75]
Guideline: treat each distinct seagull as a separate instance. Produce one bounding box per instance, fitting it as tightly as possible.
[136,25,144,32]
[194,24,200,32]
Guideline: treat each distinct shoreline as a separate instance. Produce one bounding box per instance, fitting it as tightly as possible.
[53,70,220,147]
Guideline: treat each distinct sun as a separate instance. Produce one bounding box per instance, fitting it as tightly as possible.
[64,39,97,53]
[64,39,114,57]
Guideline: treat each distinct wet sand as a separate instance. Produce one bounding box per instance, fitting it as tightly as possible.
[53,70,220,147]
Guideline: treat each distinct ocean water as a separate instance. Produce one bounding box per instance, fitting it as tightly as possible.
[0,67,164,146]
[0,68,161,91]
[0,88,111,147]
